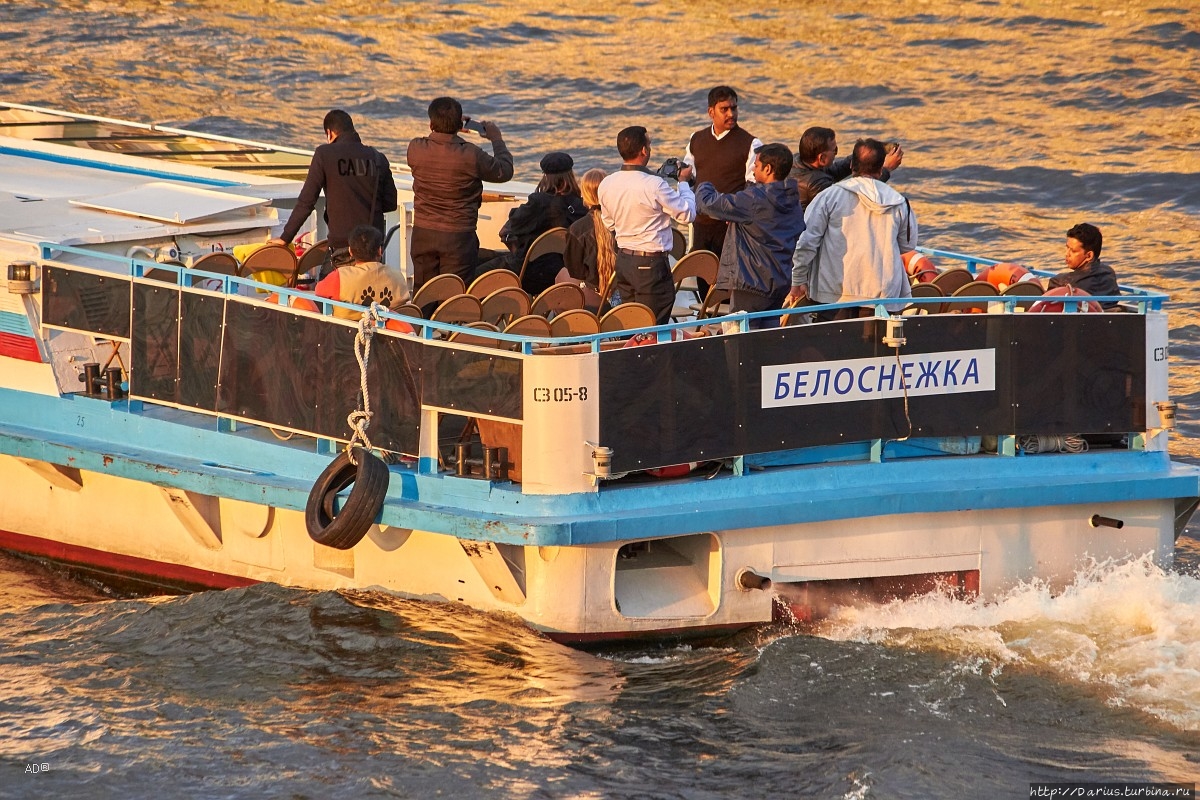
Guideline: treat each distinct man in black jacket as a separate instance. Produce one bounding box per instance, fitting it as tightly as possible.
[272,109,397,268]
[794,126,903,211]
[407,96,515,290]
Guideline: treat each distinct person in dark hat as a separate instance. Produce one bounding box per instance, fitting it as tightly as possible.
[488,151,586,295]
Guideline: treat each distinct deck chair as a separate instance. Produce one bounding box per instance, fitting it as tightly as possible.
[692,286,731,320]
[517,227,569,285]
[412,273,467,317]
[670,250,719,319]
[502,314,552,350]
[904,282,945,315]
[599,302,657,333]
[430,293,483,326]
[531,282,586,319]
[238,244,299,288]
[480,286,531,328]
[930,267,974,297]
[670,227,688,261]
[468,268,521,299]
[189,251,239,290]
[549,308,600,337]
[296,239,331,284]
[143,261,186,283]
[949,280,1000,313]
[1001,280,1044,310]
[448,321,503,348]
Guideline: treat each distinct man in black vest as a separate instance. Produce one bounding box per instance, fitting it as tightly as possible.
[683,86,762,297]
[271,109,397,270]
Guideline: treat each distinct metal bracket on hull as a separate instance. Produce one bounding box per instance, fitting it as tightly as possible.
[160,487,222,550]
[17,458,83,491]
[459,540,526,605]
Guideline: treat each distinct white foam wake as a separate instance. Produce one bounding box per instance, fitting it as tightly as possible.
[816,554,1200,731]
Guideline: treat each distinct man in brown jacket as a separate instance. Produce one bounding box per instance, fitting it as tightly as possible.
[406,96,515,289]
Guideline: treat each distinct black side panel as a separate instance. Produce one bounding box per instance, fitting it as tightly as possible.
[129,282,180,402]
[599,314,1145,473]
[423,345,523,420]
[42,266,131,338]
[178,292,224,412]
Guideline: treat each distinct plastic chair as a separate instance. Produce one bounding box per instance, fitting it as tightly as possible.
[393,302,423,320]
[430,293,483,325]
[549,308,600,337]
[531,282,586,318]
[949,280,1000,313]
[238,244,299,288]
[480,286,531,328]
[502,314,553,349]
[468,268,521,299]
[448,321,503,348]
[192,251,240,276]
[1001,280,1045,310]
[692,287,731,320]
[296,239,331,283]
[599,302,657,333]
[670,250,719,319]
[904,282,945,315]
[930,267,974,297]
[517,227,569,284]
[670,227,688,261]
[412,273,467,316]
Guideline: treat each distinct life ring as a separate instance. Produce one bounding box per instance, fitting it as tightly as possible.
[305,446,390,550]
[1029,285,1104,314]
[902,251,938,284]
[646,462,701,479]
[979,262,1030,291]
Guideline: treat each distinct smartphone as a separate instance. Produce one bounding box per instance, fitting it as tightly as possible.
[462,118,486,136]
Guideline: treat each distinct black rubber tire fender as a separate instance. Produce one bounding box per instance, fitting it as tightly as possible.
[305,447,390,550]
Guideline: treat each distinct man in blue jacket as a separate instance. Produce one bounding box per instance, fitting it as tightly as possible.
[695,143,805,328]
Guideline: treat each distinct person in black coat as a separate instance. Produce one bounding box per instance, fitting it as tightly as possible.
[488,151,586,295]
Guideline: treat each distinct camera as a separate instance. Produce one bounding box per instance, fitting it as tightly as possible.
[656,157,683,181]
[883,141,900,154]
[462,117,486,136]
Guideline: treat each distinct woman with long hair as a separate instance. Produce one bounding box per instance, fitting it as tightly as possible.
[564,167,618,309]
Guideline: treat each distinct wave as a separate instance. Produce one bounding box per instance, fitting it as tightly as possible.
[816,554,1200,731]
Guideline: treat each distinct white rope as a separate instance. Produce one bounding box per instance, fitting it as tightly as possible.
[346,303,385,464]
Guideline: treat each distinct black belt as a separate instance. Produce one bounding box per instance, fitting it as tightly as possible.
[618,247,668,257]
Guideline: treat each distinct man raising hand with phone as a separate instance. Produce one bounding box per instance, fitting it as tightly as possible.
[407,96,515,289]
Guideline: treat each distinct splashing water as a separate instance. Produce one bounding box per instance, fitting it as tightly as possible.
[817,554,1200,731]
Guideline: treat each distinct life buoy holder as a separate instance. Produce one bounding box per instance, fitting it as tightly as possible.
[305,446,390,550]
[1029,285,1104,314]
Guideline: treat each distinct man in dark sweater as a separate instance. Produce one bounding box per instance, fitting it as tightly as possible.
[271,109,397,268]
[406,96,515,289]
[794,126,903,211]
[1048,222,1120,308]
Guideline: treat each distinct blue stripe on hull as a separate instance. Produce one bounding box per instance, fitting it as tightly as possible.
[1,388,1197,547]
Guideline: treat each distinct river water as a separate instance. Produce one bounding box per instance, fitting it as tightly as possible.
[1,0,1198,797]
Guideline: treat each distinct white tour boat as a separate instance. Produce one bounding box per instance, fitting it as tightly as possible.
[0,102,1195,644]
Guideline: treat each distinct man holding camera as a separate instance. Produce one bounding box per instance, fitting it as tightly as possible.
[406,96,514,290]
[598,126,696,324]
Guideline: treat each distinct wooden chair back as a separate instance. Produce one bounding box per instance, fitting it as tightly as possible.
[950,280,1000,313]
[531,282,586,318]
[599,302,657,333]
[468,268,521,299]
[517,227,569,282]
[412,273,467,315]
[448,321,503,348]
[1001,280,1045,310]
[671,227,688,260]
[904,282,945,315]
[238,244,299,288]
[695,287,731,320]
[930,267,974,297]
[430,293,483,325]
[549,308,601,337]
[502,313,553,347]
[297,239,331,281]
[192,251,240,276]
[480,286,531,328]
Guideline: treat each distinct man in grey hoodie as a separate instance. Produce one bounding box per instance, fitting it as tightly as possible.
[788,138,917,320]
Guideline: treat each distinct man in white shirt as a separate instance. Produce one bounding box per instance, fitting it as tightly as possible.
[598,126,697,324]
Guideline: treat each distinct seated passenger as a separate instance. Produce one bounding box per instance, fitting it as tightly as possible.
[564,168,619,309]
[1048,222,1120,309]
[314,224,411,320]
[484,151,587,296]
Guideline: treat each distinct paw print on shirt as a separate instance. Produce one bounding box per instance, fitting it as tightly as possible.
[358,286,376,305]
[377,287,394,307]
